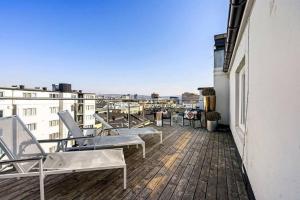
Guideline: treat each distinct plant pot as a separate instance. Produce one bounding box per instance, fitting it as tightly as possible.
[207,120,218,132]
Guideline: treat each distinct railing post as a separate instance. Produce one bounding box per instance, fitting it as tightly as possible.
[127,103,130,129]
[39,158,45,200]
[107,102,109,123]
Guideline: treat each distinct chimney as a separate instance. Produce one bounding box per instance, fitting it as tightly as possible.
[42,87,47,91]
[19,85,25,89]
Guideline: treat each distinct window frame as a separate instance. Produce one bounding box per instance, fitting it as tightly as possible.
[238,67,246,132]
[23,108,37,116]
[26,123,37,131]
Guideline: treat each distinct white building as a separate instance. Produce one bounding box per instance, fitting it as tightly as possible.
[82,93,96,128]
[215,1,300,199]
[0,84,96,153]
[213,34,230,125]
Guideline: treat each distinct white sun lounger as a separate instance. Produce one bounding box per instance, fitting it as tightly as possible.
[0,116,127,200]
[93,113,163,144]
[58,110,145,158]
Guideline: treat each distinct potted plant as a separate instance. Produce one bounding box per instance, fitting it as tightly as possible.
[202,88,216,112]
[206,111,221,132]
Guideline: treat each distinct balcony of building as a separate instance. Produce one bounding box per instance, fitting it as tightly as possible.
[0,124,250,200]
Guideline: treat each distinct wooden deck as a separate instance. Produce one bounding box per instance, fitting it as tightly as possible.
[0,125,249,200]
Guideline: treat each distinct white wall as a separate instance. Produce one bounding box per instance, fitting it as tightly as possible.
[83,94,96,128]
[0,89,61,152]
[228,1,300,199]
[0,89,80,153]
[214,49,225,69]
[214,68,229,125]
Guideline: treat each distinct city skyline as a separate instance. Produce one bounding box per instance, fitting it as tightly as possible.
[0,0,228,95]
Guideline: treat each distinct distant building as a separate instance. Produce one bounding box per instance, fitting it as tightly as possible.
[120,94,130,100]
[169,96,179,104]
[133,94,138,100]
[181,92,199,108]
[151,93,159,99]
[0,83,95,153]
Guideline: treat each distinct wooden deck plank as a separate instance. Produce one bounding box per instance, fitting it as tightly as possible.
[103,127,188,200]
[206,133,219,200]
[217,133,229,200]
[134,129,199,200]
[182,131,210,200]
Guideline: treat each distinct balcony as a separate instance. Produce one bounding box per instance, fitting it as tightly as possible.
[0,125,250,200]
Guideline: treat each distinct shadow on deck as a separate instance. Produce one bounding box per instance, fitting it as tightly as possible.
[0,125,249,200]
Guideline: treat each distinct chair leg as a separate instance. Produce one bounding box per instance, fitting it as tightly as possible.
[142,143,145,158]
[123,165,127,190]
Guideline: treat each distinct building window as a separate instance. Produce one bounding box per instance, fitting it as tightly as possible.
[49,120,59,127]
[49,93,59,98]
[23,108,37,116]
[49,146,57,153]
[236,57,246,132]
[239,70,246,126]
[50,107,59,114]
[49,132,59,139]
[0,110,3,118]
[26,123,37,131]
[0,92,3,97]
[86,95,94,99]
[23,93,36,98]
[86,115,93,120]
[86,105,95,110]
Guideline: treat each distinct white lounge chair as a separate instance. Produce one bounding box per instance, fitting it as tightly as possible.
[0,116,127,200]
[93,113,163,144]
[58,110,146,158]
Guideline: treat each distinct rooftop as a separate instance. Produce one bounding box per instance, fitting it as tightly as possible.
[0,125,250,200]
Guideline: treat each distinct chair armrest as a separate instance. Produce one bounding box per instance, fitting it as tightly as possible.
[38,135,94,143]
[38,138,65,143]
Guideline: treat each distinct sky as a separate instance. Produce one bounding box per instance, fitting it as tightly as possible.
[0,0,228,96]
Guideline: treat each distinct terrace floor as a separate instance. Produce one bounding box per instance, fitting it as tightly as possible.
[0,125,250,200]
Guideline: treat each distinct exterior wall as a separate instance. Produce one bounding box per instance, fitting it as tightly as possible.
[83,94,96,128]
[214,49,225,69]
[228,1,300,199]
[0,88,93,153]
[214,68,229,125]
[59,92,76,139]
[0,89,61,152]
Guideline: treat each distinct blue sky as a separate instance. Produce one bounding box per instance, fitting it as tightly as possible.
[0,0,228,96]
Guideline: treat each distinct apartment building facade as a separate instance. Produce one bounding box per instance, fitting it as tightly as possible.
[0,84,96,153]
[215,1,300,199]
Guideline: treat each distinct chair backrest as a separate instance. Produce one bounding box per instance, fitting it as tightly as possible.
[57,110,85,146]
[0,116,46,173]
[93,113,114,129]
